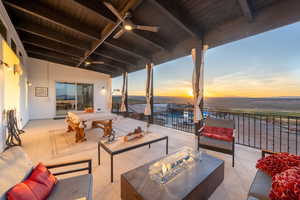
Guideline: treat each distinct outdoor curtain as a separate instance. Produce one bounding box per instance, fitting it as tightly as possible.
[192,45,208,123]
[120,72,128,112]
[144,63,153,116]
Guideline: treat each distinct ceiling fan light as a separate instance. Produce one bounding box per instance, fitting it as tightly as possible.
[124,24,133,31]
[85,61,91,65]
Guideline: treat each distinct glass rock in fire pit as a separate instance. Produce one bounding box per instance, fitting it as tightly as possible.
[149,147,202,184]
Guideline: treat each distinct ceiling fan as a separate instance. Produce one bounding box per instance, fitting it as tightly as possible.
[103,1,160,39]
[84,60,105,67]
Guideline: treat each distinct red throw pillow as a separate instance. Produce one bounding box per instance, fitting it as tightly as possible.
[7,183,38,200]
[7,163,57,200]
[256,153,300,177]
[269,167,300,200]
[202,126,233,142]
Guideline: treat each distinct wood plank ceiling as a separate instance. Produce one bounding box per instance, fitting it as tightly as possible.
[3,0,296,77]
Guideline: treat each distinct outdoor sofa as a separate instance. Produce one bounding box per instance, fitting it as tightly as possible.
[247,150,273,200]
[0,146,93,200]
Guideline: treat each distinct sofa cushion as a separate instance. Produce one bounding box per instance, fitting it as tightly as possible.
[47,174,93,200]
[248,170,272,200]
[0,147,34,200]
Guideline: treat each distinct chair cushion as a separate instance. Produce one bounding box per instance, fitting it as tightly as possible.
[0,147,34,200]
[248,170,272,200]
[203,126,233,142]
[47,174,93,200]
[199,135,233,151]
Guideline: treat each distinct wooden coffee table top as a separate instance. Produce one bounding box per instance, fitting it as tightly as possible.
[121,153,224,200]
[99,133,167,154]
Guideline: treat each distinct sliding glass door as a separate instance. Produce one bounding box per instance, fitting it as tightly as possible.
[76,83,93,111]
[56,82,93,116]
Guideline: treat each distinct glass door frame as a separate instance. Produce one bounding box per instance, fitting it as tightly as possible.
[55,81,94,116]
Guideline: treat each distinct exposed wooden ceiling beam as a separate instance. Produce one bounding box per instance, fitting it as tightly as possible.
[94,49,137,66]
[88,63,124,74]
[148,0,202,39]
[28,52,78,67]
[74,0,167,51]
[238,0,254,21]
[128,31,167,51]
[73,0,117,23]
[77,22,122,66]
[78,0,144,67]
[86,65,117,75]
[104,40,150,62]
[4,0,101,40]
[88,54,128,71]
[19,31,85,58]
[15,21,91,50]
[24,44,81,62]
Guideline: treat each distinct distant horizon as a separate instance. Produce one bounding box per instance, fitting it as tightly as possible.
[113,95,300,99]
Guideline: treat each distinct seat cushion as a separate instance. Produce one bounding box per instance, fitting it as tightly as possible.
[199,135,233,151]
[203,126,233,142]
[48,174,93,200]
[0,147,34,200]
[248,170,272,200]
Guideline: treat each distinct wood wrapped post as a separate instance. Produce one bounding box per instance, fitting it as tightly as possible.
[191,43,208,136]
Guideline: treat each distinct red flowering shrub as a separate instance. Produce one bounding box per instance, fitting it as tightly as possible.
[269,167,300,200]
[256,153,300,177]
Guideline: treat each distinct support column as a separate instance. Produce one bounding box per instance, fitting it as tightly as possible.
[150,67,154,123]
[192,42,208,135]
[125,72,128,116]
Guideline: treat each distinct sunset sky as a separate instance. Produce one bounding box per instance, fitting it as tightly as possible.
[112,22,300,98]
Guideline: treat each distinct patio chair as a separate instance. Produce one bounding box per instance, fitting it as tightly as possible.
[197,117,235,167]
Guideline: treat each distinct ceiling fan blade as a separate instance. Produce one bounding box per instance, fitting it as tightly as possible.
[92,61,105,64]
[103,1,124,22]
[113,29,126,39]
[135,25,159,32]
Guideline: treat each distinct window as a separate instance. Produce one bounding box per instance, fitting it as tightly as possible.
[0,19,7,41]
[11,39,17,54]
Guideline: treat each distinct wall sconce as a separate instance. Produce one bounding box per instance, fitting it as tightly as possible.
[27,81,32,87]
[101,86,106,94]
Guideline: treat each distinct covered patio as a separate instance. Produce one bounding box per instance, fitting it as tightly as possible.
[0,0,300,200]
[22,117,260,200]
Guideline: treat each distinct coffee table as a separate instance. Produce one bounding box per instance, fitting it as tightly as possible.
[121,153,224,200]
[98,133,168,182]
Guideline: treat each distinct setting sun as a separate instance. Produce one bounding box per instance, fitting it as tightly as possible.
[188,89,193,97]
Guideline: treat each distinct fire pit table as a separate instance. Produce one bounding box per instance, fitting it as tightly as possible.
[121,152,224,200]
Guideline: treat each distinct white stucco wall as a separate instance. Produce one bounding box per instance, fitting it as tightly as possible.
[28,58,112,119]
[0,1,29,152]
